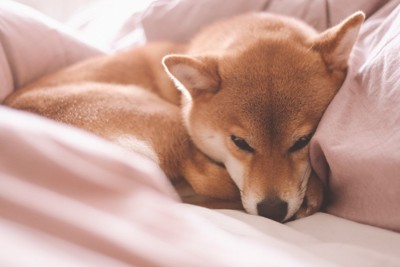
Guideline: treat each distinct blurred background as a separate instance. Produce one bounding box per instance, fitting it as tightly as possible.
[12,0,151,24]
[10,0,154,50]
[12,0,100,22]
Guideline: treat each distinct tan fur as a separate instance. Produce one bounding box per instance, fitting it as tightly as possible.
[3,12,364,221]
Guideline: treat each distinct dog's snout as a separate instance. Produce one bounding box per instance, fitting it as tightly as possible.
[257,196,288,222]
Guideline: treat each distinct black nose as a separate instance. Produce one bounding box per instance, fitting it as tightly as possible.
[257,196,288,222]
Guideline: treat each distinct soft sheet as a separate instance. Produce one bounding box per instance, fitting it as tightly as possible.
[1,0,400,266]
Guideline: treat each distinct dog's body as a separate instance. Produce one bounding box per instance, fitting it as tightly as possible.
[4,12,364,221]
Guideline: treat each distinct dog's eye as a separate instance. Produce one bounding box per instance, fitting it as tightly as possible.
[289,134,312,153]
[231,135,255,153]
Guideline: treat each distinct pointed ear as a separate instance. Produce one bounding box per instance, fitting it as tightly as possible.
[162,55,220,99]
[312,11,365,71]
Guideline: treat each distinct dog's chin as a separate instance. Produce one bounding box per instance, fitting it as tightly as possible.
[241,193,259,216]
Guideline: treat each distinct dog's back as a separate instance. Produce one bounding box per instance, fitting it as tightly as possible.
[189,13,317,54]
[7,42,185,106]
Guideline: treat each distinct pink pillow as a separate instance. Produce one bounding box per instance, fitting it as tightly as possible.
[0,1,101,101]
[127,0,386,41]
[69,0,329,50]
[311,1,400,232]
[327,0,389,26]
[68,0,385,51]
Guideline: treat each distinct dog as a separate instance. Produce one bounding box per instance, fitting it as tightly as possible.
[4,11,364,222]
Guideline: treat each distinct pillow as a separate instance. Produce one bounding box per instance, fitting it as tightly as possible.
[310,1,400,232]
[69,0,386,51]
[69,0,329,51]
[138,0,327,41]
[327,0,389,26]
[0,1,101,101]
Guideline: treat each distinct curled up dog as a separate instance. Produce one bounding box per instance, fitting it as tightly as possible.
[3,12,364,222]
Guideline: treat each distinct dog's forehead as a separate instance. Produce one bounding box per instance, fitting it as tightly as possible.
[216,42,332,140]
[213,85,304,141]
[220,39,322,83]
[238,93,302,137]
[219,44,321,109]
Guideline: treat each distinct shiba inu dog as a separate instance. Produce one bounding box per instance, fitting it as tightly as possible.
[4,11,364,222]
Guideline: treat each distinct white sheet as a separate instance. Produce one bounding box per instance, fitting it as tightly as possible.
[189,207,400,267]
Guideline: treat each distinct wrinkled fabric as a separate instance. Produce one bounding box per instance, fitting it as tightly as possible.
[0,1,101,100]
[311,1,400,232]
[0,106,341,267]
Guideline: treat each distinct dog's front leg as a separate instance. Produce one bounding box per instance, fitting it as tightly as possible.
[179,148,243,209]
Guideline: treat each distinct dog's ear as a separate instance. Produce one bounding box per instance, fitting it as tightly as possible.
[162,55,219,99]
[312,11,365,71]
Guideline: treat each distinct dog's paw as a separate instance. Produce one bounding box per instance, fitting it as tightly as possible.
[183,150,240,201]
[293,171,324,219]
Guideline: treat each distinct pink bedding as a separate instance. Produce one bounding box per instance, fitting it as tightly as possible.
[3,108,330,267]
[311,1,400,232]
[0,1,400,265]
[0,2,101,99]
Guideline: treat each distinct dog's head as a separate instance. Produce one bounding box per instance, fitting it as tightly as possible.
[163,12,364,221]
